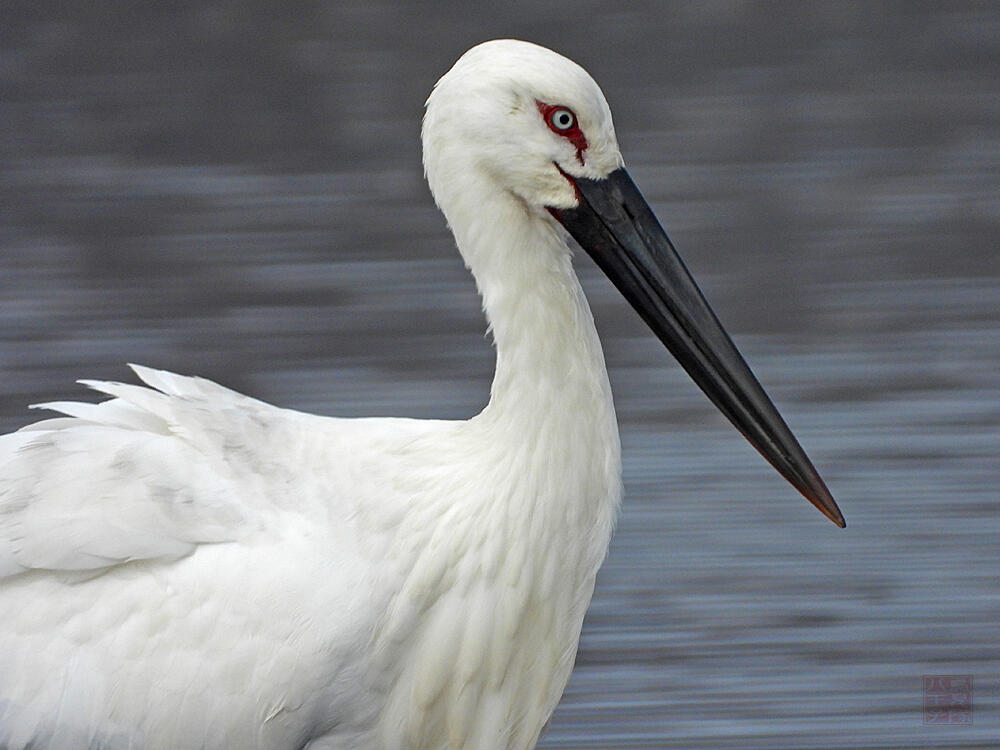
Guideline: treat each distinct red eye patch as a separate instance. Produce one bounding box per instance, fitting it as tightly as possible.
[537,101,588,165]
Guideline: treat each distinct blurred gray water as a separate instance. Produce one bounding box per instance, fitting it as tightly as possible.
[2,2,998,748]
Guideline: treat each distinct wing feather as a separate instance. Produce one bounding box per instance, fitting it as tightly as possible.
[0,366,295,580]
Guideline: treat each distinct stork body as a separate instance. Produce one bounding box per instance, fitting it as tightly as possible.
[0,40,842,750]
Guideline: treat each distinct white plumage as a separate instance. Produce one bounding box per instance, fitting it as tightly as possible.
[0,39,842,750]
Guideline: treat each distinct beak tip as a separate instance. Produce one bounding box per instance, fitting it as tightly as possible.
[813,490,846,528]
[798,472,845,528]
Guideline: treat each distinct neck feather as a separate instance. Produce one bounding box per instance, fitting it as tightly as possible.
[438,177,613,424]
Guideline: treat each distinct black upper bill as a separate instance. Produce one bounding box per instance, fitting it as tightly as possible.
[552,167,845,528]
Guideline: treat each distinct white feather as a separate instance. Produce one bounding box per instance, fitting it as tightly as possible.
[0,40,624,749]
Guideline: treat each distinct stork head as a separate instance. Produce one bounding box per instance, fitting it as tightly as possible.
[423,40,845,528]
[423,39,623,212]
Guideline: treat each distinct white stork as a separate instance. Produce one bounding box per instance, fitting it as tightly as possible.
[0,39,843,750]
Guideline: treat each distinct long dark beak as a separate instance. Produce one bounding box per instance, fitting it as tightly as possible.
[552,167,845,527]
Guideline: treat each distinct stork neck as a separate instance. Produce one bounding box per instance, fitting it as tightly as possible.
[443,182,614,425]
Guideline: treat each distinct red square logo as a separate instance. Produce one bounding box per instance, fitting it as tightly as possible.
[923,675,973,725]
